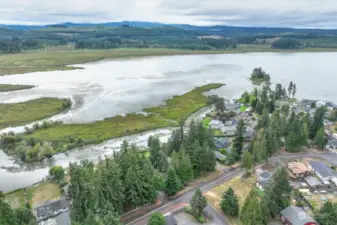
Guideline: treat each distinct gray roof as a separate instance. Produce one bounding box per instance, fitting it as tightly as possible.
[35,198,69,222]
[215,138,230,148]
[309,161,337,178]
[328,139,337,147]
[215,151,227,161]
[164,214,177,225]
[280,206,316,225]
[260,171,272,179]
[258,179,271,189]
[304,176,323,187]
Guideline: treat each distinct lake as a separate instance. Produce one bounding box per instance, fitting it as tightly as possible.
[1,52,337,191]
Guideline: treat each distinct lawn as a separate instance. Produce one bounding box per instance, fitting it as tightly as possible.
[306,194,337,209]
[145,84,224,122]
[212,129,224,137]
[0,98,70,129]
[240,105,248,112]
[27,182,62,207]
[205,176,256,225]
[0,84,34,92]
[202,117,211,128]
[4,189,26,209]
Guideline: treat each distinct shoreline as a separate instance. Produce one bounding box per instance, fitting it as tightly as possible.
[1,46,337,76]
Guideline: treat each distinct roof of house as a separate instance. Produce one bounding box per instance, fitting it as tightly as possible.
[328,139,337,147]
[215,151,227,161]
[280,206,317,225]
[258,179,271,190]
[288,162,310,175]
[35,198,69,221]
[304,176,323,187]
[215,138,230,148]
[164,214,177,225]
[259,171,272,180]
[309,161,337,178]
[324,119,334,126]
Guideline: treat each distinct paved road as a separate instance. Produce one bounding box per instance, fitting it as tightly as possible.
[127,151,337,225]
[128,169,242,225]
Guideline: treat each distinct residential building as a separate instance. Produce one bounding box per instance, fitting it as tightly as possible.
[323,119,334,127]
[164,213,177,225]
[256,179,271,191]
[215,151,227,163]
[35,198,69,223]
[209,119,225,130]
[308,161,337,181]
[280,206,318,225]
[288,162,311,178]
[215,138,230,149]
[256,170,272,191]
[304,176,323,188]
[326,139,337,151]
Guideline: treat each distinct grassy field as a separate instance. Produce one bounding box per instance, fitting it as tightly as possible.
[27,182,62,207]
[145,83,224,121]
[0,98,70,129]
[4,189,26,209]
[0,84,34,92]
[205,176,256,225]
[1,46,336,76]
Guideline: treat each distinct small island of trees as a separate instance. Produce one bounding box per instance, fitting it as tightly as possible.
[250,67,271,85]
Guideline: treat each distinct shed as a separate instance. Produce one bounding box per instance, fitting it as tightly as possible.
[308,161,337,181]
[164,213,177,225]
[304,176,323,188]
[280,206,318,225]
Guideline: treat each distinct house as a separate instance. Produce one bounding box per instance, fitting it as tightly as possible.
[288,162,311,178]
[308,161,337,181]
[222,126,237,136]
[316,100,327,107]
[225,103,240,113]
[323,119,334,127]
[164,213,177,225]
[304,176,323,188]
[326,139,337,151]
[209,119,225,130]
[39,212,70,225]
[215,138,230,149]
[244,130,255,141]
[215,151,227,163]
[35,198,69,222]
[256,170,272,191]
[280,206,318,225]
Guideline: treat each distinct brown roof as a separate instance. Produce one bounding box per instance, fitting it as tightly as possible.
[288,162,309,174]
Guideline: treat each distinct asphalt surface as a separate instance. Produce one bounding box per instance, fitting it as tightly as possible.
[127,151,337,225]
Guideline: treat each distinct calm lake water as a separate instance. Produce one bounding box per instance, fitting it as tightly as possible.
[1,52,337,191]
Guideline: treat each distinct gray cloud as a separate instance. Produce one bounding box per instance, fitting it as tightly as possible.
[1,0,337,28]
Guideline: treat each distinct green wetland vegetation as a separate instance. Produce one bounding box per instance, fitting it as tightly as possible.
[0,84,34,92]
[1,83,224,162]
[0,98,71,129]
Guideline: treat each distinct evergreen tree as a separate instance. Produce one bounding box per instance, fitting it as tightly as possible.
[315,201,337,225]
[263,167,292,219]
[315,127,327,150]
[148,212,166,225]
[0,192,18,225]
[275,83,282,100]
[165,168,182,196]
[48,165,65,182]
[215,98,226,113]
[241,151,253,174]
[255,99,263,115]
[310,107,325,139]
[240,189,264,225]
[233,119,246,157]
[292,83,297,97]
[149,137,168,172]
[288,81,293,97]
[172,149,194,184]
[190,189,207,218]
[220,188,239,217]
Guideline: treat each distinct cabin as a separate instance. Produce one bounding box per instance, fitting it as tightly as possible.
[280,206,318,225]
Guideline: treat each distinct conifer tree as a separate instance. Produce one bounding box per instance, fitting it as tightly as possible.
[165,168,182,196]
[233,119,246,157]
[190,189,207,218]
[240,189,264,225]
[220,188,239,217]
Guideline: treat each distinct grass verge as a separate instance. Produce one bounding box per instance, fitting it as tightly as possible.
[4,189,26,209]
[0,98,71,129]
[27,182,62,207]
[0,84,34,92]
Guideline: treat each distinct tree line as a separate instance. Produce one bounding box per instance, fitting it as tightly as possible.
[68,120,216,224]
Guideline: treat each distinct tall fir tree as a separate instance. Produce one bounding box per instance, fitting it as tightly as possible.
[233,119,246,157]
[190,189,207,218]
[315,127,327,150]
[315,201,337,225]
[220,188,240,217]
[165,168,182,196]
[240,189,264,225]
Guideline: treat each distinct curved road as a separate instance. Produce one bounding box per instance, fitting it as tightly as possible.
[127,151,337,225]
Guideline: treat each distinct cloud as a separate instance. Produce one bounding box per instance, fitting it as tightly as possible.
[1,0,337,28]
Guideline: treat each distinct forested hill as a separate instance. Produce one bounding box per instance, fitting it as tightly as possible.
[1,21,337,53]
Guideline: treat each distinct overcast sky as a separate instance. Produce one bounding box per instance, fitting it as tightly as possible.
[1,0,337,28]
